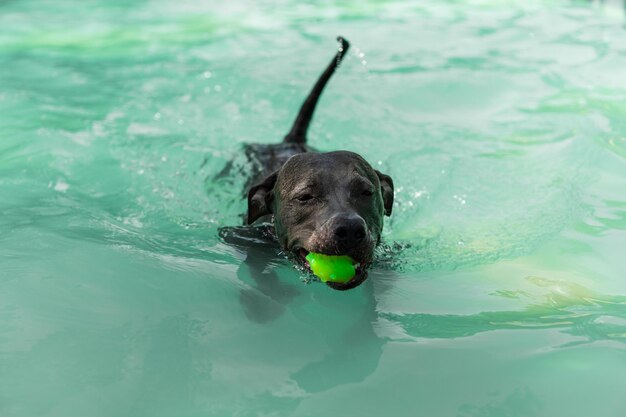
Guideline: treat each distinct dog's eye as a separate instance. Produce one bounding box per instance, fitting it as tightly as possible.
[361,189,374,197]
[296,194,315,203]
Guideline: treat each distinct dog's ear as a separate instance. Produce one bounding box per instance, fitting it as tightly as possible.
[246,171,278,225]
[375,170,394,216]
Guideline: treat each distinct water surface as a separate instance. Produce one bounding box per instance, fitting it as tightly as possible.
[2,1,626,416]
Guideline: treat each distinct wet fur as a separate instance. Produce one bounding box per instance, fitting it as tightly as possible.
[225,37,394,290]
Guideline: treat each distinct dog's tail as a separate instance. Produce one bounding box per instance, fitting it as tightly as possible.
[283,36,350,144]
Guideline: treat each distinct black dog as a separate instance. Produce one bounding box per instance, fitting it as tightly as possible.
[228,37,394,291]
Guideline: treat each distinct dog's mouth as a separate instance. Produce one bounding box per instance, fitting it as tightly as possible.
[295,248,369,291]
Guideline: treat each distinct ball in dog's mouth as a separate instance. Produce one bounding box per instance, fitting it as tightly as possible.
[296,248,369,290]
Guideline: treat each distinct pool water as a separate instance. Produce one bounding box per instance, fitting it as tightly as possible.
[2,0,626,416]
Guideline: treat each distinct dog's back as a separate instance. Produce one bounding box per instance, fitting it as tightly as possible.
[240,37,350,194]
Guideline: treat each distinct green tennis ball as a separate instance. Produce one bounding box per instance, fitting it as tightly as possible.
[305,252,356,283]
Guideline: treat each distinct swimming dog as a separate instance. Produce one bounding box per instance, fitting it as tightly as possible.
[226,37,393,290]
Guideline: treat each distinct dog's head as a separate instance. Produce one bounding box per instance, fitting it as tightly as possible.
[247,151,393,290]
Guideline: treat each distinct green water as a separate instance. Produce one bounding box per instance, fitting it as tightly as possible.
[2,0,626,415]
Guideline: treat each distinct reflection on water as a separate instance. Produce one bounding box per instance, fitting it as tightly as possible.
[383,276,626,345]
[221,225,387,393]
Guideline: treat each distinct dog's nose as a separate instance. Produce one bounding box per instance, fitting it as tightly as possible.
[333,216,366,246]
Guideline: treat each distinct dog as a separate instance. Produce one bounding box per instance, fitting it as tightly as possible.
[224,37,394,291]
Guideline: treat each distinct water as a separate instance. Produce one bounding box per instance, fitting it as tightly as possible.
[2,0,626,416]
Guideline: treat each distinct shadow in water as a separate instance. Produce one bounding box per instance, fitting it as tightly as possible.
[220,225,395,394]
[219,225,301,323]
[289,276,390,394]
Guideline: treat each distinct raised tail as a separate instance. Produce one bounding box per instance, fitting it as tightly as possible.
[283,36,350,144]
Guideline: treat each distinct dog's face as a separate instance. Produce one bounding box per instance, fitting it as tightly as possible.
[247,151,394,290]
